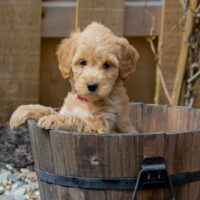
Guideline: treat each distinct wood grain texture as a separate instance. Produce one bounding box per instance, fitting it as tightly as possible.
[0,0,41,122]
[41,2,161,37]
[164,105,200,199]
[28,120,58,200]
[28,121,45,200]
[142,104,168,133]
[185,105,200,199]
[188,108,200,130]
[48,130,166,200]
[167,106,190,132]
[41,1,76,38]
[165,130,200,199]
[138,104,167,200]
[126,37,157,104]
[28,104,200,200]
[76,0,124,36]
[40,38,71,107]
[43,0,75,1]
[129,103,144,132]
[157,0,185,104]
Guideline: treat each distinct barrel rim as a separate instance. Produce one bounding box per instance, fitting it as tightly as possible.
[27,119,200,136]
[27,102,200,136]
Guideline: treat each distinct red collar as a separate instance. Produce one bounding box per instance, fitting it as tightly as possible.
[76,94,89,102]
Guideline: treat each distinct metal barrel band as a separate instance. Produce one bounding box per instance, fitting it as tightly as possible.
[132,157,175,200]
[36,157,200,199]
[36,169,200,189]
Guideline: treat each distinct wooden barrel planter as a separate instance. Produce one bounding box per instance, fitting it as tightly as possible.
[28,103,200,200]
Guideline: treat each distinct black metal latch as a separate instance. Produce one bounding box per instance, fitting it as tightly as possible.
[132,157,176,200]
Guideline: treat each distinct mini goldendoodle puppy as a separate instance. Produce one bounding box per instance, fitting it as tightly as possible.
[10,22,139,134]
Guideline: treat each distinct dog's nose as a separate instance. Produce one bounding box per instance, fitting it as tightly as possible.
[87,81,98,92]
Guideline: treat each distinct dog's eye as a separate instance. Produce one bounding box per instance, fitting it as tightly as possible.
[103,63,110,69]
[80,60,87,66]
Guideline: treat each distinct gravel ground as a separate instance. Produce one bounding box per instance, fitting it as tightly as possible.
[0,124,33,169]
[0,165,39,200]
[0,124,39,200]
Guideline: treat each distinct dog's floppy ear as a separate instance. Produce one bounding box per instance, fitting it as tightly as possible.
[56,32,79,79]
[118,38,139,80]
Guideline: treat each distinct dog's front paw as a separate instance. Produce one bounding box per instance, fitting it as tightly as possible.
[10,106,32,129]
[92,126,109,134]
[86,119,109,134]
[38,115,62,130]
[10,105,55,129]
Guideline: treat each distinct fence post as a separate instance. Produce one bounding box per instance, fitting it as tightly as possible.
[0,0,41,122]
[76,0,124,36]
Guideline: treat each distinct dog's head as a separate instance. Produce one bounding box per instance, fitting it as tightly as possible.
[57,22,139,101]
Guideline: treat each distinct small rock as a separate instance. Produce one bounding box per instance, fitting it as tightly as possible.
[26,172,36,182]
[2,181,8,187]
[17,173,25,181]
[8,174,19,183]
[0,185,4,194]
[34,191,40,197]
[5,185,11,190]
[14,194,26,200]
[24,194,29,199]
[20,169,29,175]
[5,165,13,172]
[6,181,12,186]
[0,170,11,184]
[14,187,26,195]
[12,181,24,190]
[0,195,14,200]
[29,182,38,190]
[4,190,12,195]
